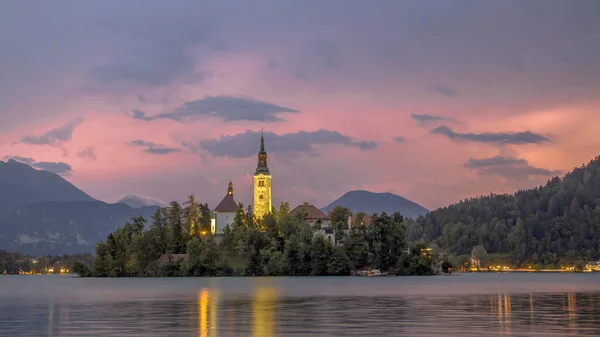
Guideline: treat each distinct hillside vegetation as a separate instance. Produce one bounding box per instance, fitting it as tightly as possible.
[407,156,600,268]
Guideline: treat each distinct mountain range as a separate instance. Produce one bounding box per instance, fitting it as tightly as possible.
[0,160,158,255]
[0,159,428,255]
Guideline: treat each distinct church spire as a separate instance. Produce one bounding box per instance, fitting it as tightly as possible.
[255,129,270,175]
[227,181,234,196]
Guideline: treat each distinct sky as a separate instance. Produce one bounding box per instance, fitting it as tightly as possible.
[1,0,600,211]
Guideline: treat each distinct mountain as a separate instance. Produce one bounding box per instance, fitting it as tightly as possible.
[0,201,158,255]
[116,194,167,208]
[410,155,600,266]
[321,190,429,219]
[0,159,95,216]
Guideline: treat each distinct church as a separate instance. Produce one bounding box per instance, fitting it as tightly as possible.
[211,131,272,235]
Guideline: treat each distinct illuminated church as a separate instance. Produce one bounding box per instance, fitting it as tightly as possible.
[211,131,272,234]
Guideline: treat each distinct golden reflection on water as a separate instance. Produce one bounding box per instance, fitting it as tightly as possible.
[529,293,534,326]
[491,293,511,335]
[198,288,220,337]
[568,292,576,328]
[252,283,279,337]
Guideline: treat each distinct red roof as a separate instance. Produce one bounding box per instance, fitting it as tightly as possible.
[290,204,329,220]
[214,194,238,212]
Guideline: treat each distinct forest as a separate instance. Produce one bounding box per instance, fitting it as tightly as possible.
[406,155,600,270]
[74,201,438,277]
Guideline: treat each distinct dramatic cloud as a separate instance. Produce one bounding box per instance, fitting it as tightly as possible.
[199,129,377,158]
[2,155,36,165]
[132,96,299,123]
[2,1,600,209]
[465,155,562,178]
[433,85,457,97]
[393,137,405,143]
[1,155,72,175]
[32,161,73,175]
[410,114,455,125]
[21,117,84,146]
[431,125,551,145]
[131,140,181,155]
[76,146,97,161]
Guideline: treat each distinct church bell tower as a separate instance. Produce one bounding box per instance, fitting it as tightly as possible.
[253,129,272,219]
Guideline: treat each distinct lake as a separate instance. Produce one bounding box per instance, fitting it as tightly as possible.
[1,273,600,336]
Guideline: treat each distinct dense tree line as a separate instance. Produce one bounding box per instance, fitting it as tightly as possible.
[76,196,438,277]
[406,155,600,269]
[1,250,93,274]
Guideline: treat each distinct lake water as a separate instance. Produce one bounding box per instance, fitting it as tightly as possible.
[1,273,600,336]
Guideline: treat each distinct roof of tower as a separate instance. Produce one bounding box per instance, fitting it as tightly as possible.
[214,194,238,212]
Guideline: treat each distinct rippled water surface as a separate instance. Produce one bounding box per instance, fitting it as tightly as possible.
[2,273,600,336]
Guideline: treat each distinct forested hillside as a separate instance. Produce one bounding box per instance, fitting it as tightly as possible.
[407,156,600,268]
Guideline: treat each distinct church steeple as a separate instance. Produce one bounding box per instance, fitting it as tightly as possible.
[227,181,234,196]
[260,128,265,153]
[255,129,270,175]
[253,129,272,220]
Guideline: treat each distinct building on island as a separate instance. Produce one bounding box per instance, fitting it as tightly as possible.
[253,130,272,219]
[289,203,342,244]
[289,203,331,227]
[212,181,238,235]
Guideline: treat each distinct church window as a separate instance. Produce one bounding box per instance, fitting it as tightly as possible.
[259,195,264,199]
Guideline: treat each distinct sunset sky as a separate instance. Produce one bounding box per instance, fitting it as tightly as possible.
[2,0,600,211]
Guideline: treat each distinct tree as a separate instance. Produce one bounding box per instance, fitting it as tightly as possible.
[278,202,290,219]
[329,206,351,244]
[310,234,332,276]
[199,203,212,233]
[184,195,200,237]
[471,245,490,270]
[246,204,255,229]
[233,202,246,227]
[167,201,184,253]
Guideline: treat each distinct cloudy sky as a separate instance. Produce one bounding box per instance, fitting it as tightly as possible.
[1,0,600,211]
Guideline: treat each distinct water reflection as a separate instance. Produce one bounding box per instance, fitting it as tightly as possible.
[253,284,278,337]
[3,275,600,336]
[198,288,220,337]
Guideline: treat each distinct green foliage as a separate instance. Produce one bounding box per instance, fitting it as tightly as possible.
[87,195,439,277]
[393,242,437,276]
[407,156,600,267]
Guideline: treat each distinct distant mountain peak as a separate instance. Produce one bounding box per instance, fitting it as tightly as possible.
[0,159,95,216]
[115,194,167,208]
[321,190,428,219]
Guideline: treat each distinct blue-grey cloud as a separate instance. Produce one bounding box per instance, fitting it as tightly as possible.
[2,155,36,165]
[465,155,562,178]
[433,85,457,97]
[198,129,377,158]
[76,146,97,161]
[131,140,181,155]
[2,155,72,175]
[432,125,551,145]
[20,117,84,146]
[411,114,449,123]
[393,137,405,143]
[32,161,72,175]
[132,95,299,123]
